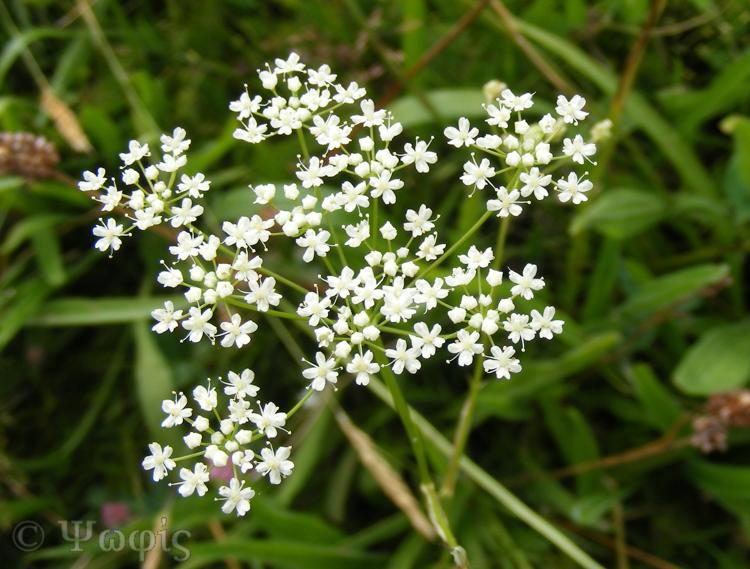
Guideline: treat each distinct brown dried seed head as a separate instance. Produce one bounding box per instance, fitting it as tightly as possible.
[40,87,92,154]
[690,415,727,454]
[0,132,60,180]
[706,389,750,428]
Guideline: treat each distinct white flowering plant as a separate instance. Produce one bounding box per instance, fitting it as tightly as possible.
[78,52,598,548]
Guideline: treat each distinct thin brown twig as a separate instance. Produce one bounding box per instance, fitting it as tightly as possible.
[508,416,692,485]
[487,0,575,94]
[610,0,668,121]
[377,0,491,108]
[556,519,683,569]
[207,520,242,569]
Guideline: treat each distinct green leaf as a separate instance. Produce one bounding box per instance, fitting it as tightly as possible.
[629,363,682,430]
[389,88,485,127]
[674,321,750,395]
[570,188,666,238]
[179,540,385,569]
[615,264,729,320]
[26,296,183,327]
[133,320,176,442]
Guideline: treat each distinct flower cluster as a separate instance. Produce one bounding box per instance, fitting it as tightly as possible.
[79,52,598,515]
[141,369,295,516]
[446,90,596,214]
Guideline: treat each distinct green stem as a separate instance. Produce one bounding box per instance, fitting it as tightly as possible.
[372,342,432,487]
[259,266,309,295]
[367,377,605,569]
[288,389,315,419]
[418,210,493,279]
[492,216,511,270]
[297,128,310,160]
[441,357,484,496]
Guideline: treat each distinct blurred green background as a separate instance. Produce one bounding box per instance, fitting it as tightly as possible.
[2,0,750,567]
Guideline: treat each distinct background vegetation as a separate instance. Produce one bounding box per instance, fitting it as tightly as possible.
[2,1,750,567]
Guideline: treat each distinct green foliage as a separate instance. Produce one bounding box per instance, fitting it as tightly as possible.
[2,1,750,568]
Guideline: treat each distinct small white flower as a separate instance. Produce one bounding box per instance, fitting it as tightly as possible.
[249,402,287,438]
[562,135,596,165]
[346,350,380,385]
[219,314,258,348]
[483,346,521,380]
[410,322,445,358]
[509,264,545,299]
[176,463,209,497]
[161,393,192,427]
[448,330,483,366]
[218,478,255,516]
[296,229,331,262]
[385,339,421,374]
[119,140,149,166]
[555,94,588,125]
[461,158,495,190]
[444,117,478,148]
[78,168,107,192]
[93,218,125,254]
[223,369,259,399]
[142,442,175,482]
[256,446,295,485]
[303,352,338,391]
[556,172,593,204]
[530,306,564,339]
[401,139,437,173]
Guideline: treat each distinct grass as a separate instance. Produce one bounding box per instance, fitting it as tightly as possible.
[1,1,750,567]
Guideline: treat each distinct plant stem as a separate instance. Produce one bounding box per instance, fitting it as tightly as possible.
[441,356,484,496]
[492,215,510,270]
[418,210,493,279]
[372,344,432,486]
[367,376,605,569]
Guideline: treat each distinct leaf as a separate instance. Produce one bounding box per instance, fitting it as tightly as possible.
[26,296,183,327]
[133,321,176,442]
[0,28,71,85]
[389,89,486,127]
[673,321,750,395]
[179,540,385,569]
[629,363,682,430]
[570,188,666,238]
[615,264,729,320]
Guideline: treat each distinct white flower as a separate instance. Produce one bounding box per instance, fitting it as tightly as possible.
[219,314,258,348]
[303,352,338,391]
[233,119,268,143]
[445,117,478,147]
[509,264,544,299]
[483,346,521,380]
[500,89,533,111]
[404,204,435,237]
[176,463,209,497]
[229,91,261,120]
[182,307,217,342]
[555,94,588,125]
[244,277,281,312]
[346,350,380,385]
[156,153,187,173]
[218,478,255,516]
[256,446,295,485]
[152,300,183,334]
[414,278,448,310]
[448,330,483,366]
[142,442,175,482]
[530,306,564,339]
[93,218,125,254]
[249,402,287,438]
[274,52,305,74]
[503,313,535,346]
[458,245,494,270]
[78,168,107,192]
[562,135,596,165]
[119,140,149,165]
[192,384,218,411]
[410,322,445,358]
[487,187,523,218]
[161,127,191,155]
[369,171,403,205]
[556,172,593,204]
[297,229,331,262]
[161,393,192,427]
[460,158,495,190]
[298,292,331,326]
[385,339,421,374]
[401,139,437,173]
[177,173,211,198]
[485,103,511,128]
[352,99,386,127]
[223,369,259,398]
[519,168,552,200]
[170,198,203,227]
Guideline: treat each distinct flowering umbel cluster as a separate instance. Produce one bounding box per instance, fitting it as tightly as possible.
[142,369,294,516]
[79,53,597,515]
